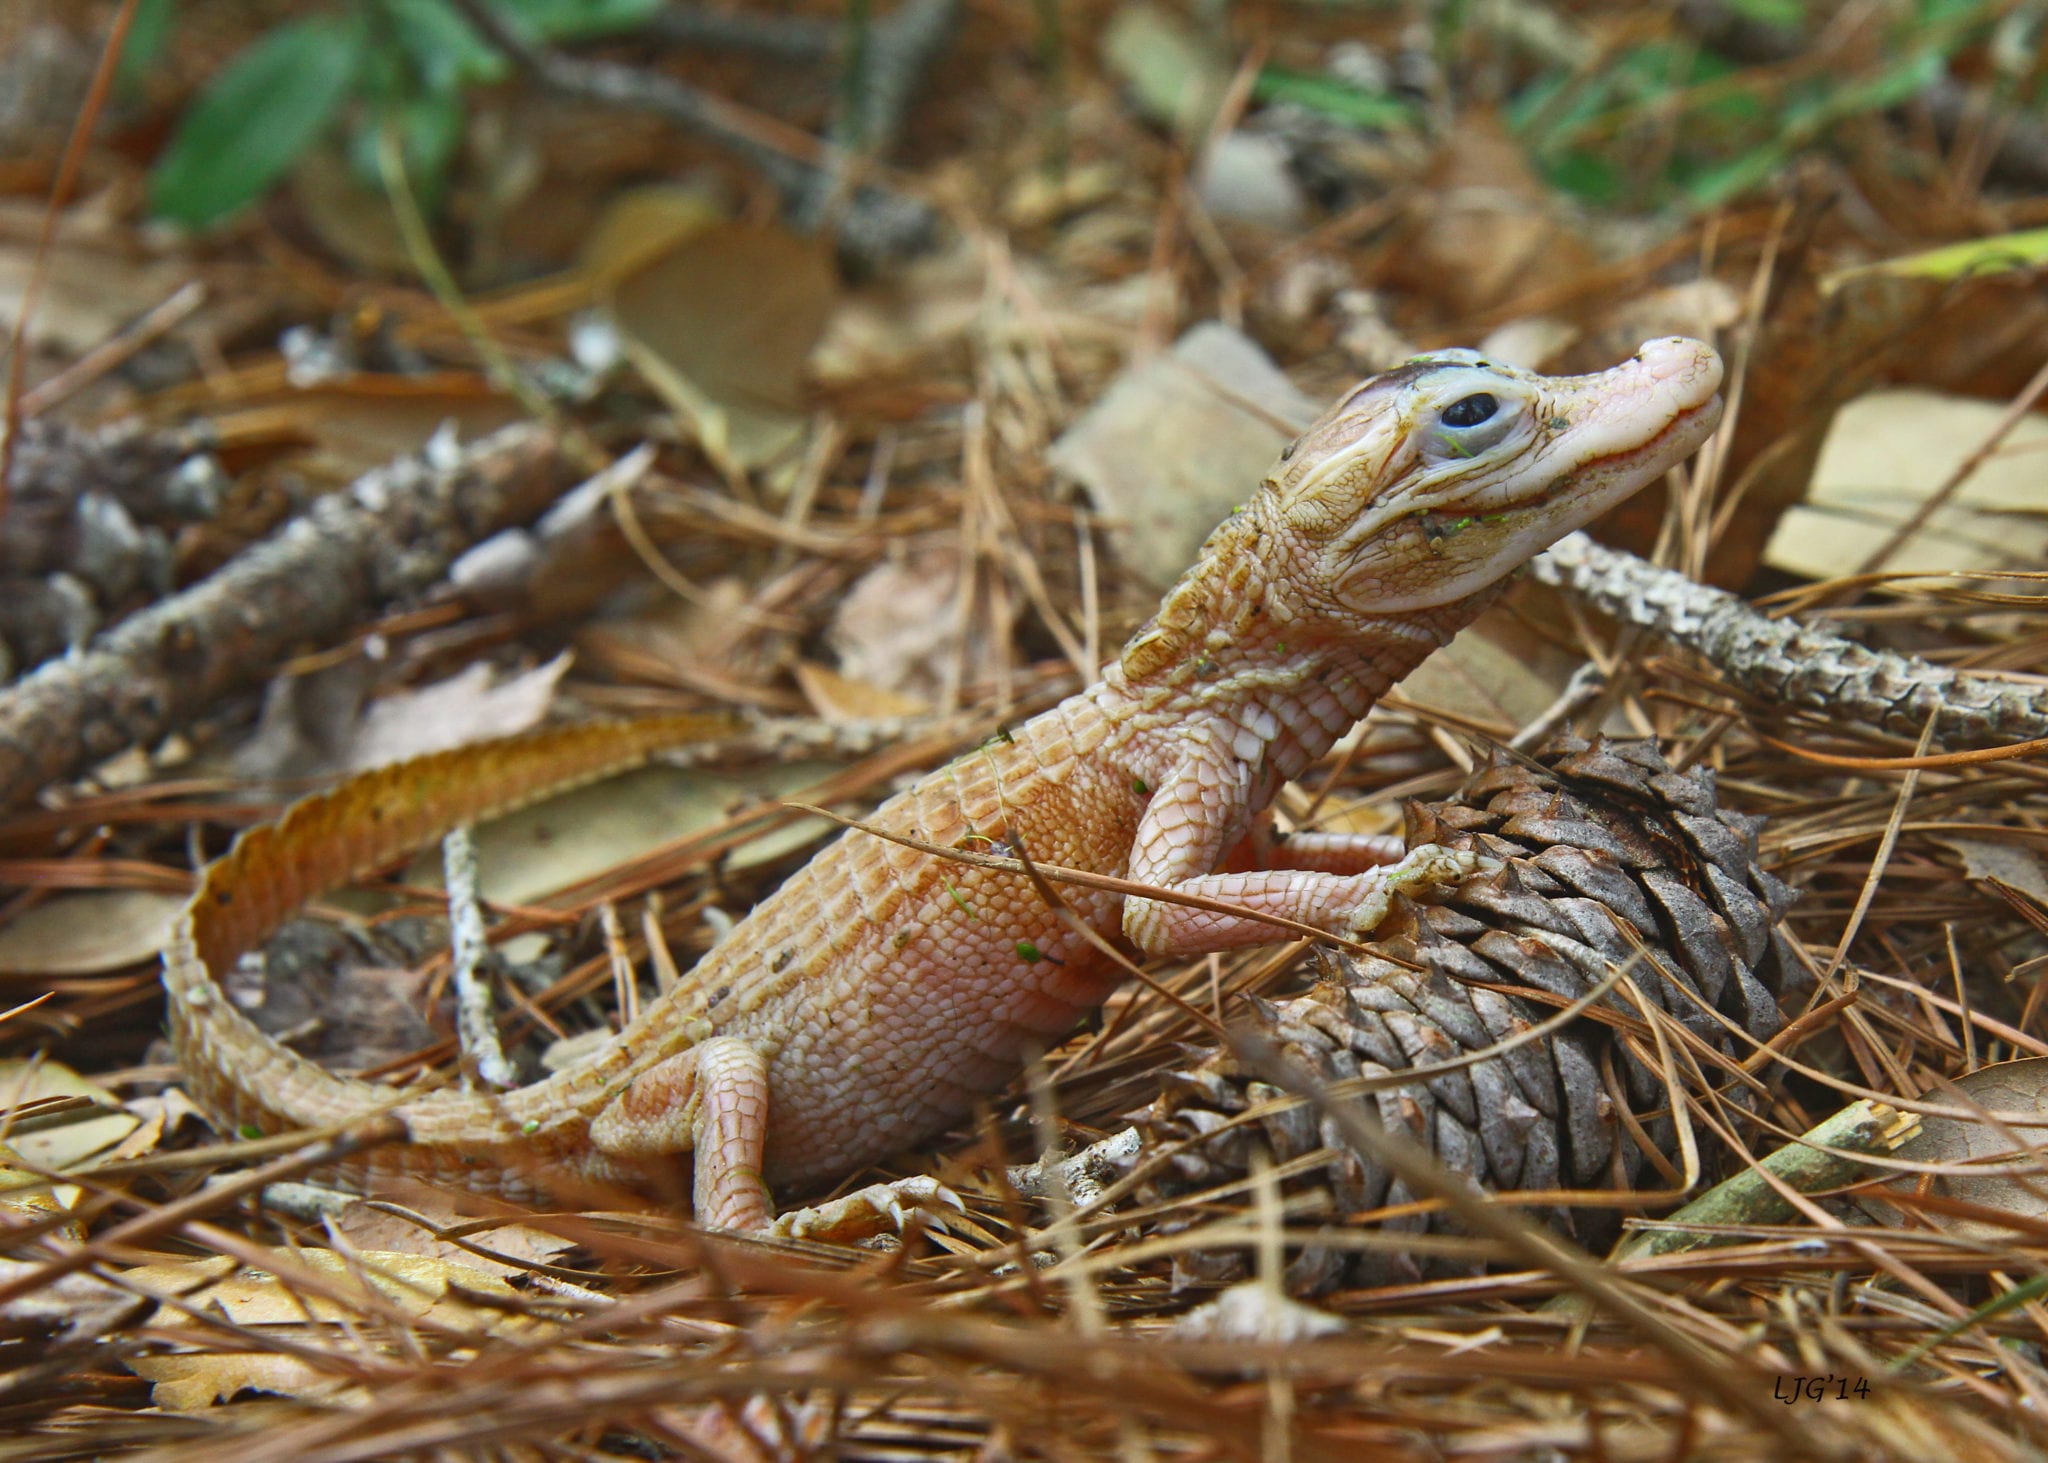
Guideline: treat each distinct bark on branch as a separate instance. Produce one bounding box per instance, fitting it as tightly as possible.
[0,424,572,811]
[1532,531,2048,748]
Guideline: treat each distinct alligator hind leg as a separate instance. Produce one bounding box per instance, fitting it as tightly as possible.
[592,1035,958,1237]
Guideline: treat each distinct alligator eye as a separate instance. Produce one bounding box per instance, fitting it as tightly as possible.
[1441,393,1498,428]
[1418,389,1519,464]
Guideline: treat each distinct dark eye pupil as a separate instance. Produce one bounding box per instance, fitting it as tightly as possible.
[1442,393,1498,428]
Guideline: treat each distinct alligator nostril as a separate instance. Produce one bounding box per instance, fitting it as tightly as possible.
[1634,337,1724,398]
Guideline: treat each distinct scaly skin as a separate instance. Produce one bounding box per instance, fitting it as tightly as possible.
[164,339,1724,1233]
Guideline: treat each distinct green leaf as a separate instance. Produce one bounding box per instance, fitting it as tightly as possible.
[387,0,507,91]
[1504,70,1566,134]
[1678,139,1791,208]
[1692,78,1771,129]
[1540,148,1622,204]
[347,84,467,210]
[150,16,367,228]
[1101,2,1227,142]
[1822,46,1946,116]
[497,0,665,42]
[1821,226,2048,293]
[400,87,467,202]
[1252,66,1417,131]
[1609,38,1697,91]
[1510,68,1616,145]
[1915,0,2000,25]
[116,0,178,91]
[1724,0,1807,26]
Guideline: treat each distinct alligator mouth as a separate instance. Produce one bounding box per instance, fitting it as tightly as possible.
[1568,391,1724,493]
[1429,392,1723,528]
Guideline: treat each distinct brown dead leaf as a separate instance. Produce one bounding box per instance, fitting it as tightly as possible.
[207,379,524,482]
[122,1249,534,1410]
[1761,387,2048,581]
[132,1351,355,1413]
[123,1248,525,1326]
[447,181,721,341]
[1383,113,1598,319]
[0,1059,138,1169]
[1049,322,1313,585]
[0,218,198,359]
[1765,389,2048,580]
[287,144,412,276]
[0,1138,83,1239]
[0,890,184,976]
[1395,617,1607,736]
[333,1198,577,1279]
[92,1095,168,1167]
[228,657,378,783]
[827,543,993,706]
[343,655,570,772]
[608,221,838,474]
[232,655,568,783]
[404,762,844,907]
[1932,836,2048,904]
[302,963,439,1072]
[795,660,929,721]
[578,600,806,717]
[1885,1059,2048,1240]
[577,183,725,285]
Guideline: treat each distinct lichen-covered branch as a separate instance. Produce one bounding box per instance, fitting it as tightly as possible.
[0,419,225,677]
[0,424,571,811]
[1532,532,2048,747]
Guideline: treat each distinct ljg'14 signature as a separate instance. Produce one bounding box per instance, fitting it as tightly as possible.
[1773,1374,1871,1404]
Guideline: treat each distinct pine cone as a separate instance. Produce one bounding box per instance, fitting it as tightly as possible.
[1124,736,1800,1293]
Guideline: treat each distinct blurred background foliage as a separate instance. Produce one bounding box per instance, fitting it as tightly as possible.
[130,0,2046,228]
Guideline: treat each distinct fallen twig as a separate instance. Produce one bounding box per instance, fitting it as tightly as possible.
[1532,531,2048,747]
[444,824,517,1091]
[1609,1098,1920,1262]
[0,417,224,677]
[797,0,964,232]
[0,423,573,811]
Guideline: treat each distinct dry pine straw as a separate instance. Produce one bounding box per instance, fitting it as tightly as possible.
[7,469,2047,1463]
[4,210,2046,1463]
